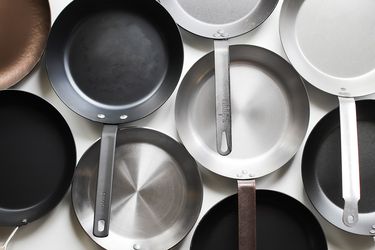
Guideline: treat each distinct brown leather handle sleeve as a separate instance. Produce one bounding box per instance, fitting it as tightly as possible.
[238,179,256,250]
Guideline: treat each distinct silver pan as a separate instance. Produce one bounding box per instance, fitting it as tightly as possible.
[175,45,309,250]
[160,0,278,155]
[72,127,203,250]
[280,0,375,227]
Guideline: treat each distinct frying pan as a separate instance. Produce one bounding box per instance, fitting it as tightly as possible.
[303,100,375,236]
[45,0,183,237]
[160,0,278,155]
[0,90,76,249]
[191,190,327,250]
[72,127,203,250]
[280,0,375,226]
[0,0,50,89]
[175,45,309,250]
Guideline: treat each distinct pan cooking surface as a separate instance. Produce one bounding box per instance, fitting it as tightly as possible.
[72,128,202,250]
[303,100,375,234]
[192,63,289,158]
[177,0,258,24]
[0,0,50,89]
[191,191,327,250]
[68,11,168,106]
[295,0,375,78]
[0,91,75,225]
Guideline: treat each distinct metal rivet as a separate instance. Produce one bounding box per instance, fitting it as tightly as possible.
[372,225,375,229]
[370,229,375,234]
[236,173,243,178]
[248,173,254,178]
[242,170,248,175]
[341,87,346,91]
[97,114,105,119]
[120,115,128,120]
[133,244,141,250]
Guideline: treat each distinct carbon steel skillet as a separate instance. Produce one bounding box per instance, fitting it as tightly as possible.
[175,45,309,250]
[280,0,375,226]
[160,0,278,155]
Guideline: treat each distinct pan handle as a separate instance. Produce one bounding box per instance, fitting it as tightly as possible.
[338,97,360,227]
[0,227,19,250]
[214,39,232,156]
[237,180,256,250]
[93,124,118,237]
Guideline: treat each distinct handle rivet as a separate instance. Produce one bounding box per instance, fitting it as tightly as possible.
[133,244,141,250]
[97,114,105,119]
[120,115,128,120]
[370,229,375,234]
[242,170,248,175]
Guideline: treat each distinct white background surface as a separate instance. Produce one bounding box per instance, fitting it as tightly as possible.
[1,0,375,249]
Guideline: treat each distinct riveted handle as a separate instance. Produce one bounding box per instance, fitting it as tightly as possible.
[238,180,256,250]
[338,97,360,227]
[214,39,232,156]
[93,124,118,237]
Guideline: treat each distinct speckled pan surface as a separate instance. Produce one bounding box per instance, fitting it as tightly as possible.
[0,0,50,89]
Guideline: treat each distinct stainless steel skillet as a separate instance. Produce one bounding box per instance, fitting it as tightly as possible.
[72,127,203,250]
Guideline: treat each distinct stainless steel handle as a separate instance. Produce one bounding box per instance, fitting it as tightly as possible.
[214,40,232,156]
[0,227,19,250]
[338,97,360,227]
[238,180,256,250]
[93,124,118,237]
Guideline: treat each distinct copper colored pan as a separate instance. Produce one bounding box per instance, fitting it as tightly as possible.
[0,0,50,89]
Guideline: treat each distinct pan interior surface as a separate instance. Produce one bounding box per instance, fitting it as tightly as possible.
[295,0,375,78]
[280,0,375,96]
[190,191,327,250]
[72,128,202,250]
[175,45,309,179]
[177,0,259,24]
[303,100,375,235]
[160,0,278,39]
[67,11,168,106]
[0,91,76,226]
[0,0,50,89]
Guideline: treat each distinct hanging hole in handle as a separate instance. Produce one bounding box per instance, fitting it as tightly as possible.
[220,131,228,153]
[98,220,105,232]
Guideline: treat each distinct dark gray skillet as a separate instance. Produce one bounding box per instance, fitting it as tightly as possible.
[45,0,183,237]
[303,100,375,236]
[0,90,76,249]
